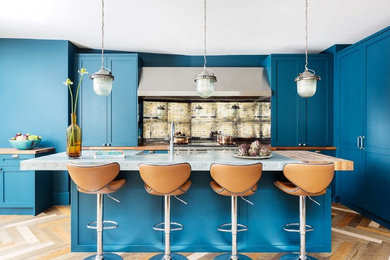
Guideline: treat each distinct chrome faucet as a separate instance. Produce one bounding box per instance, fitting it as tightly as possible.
[169,122,175,161]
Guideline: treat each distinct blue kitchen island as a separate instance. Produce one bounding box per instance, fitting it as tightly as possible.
[21,150,350,253]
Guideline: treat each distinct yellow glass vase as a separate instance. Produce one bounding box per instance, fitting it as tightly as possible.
[66,113,82,158]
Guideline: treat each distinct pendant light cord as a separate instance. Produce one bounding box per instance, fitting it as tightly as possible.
[304,0,308,71]
[101,0,105,69]
[203,0,207,69]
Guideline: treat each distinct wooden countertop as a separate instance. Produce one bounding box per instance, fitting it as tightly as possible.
[270,146,336,151]
[84,146,336,151]
[276,151,353,171]
[0,147,55,155]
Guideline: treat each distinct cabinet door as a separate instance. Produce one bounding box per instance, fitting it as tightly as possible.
[271,58,300,146]
[0,168,34,207]
[305,57,332,146]
[77,55,108,146]
[364,32,390,219]
[337,47,365,150]
[107,55,138,146]
[335,46,366,206]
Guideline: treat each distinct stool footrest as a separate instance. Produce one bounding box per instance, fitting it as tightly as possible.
[283,223,314,233]
[87,220,119,230]
[217,223,248,233]
[153,222,183,232]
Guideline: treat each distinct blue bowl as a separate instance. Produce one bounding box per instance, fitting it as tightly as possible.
[9,139,41,150]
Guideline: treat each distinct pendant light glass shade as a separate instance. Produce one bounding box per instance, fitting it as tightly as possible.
[195,69,217,98]
[295,70,320,98]
[90,68,114,96]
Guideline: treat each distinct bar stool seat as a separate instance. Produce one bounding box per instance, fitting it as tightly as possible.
[78,179,126,194]
[144,179,191,196]
[210,181,258,197]
[274,181,326,196]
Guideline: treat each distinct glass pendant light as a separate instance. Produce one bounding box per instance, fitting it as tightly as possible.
[90,0,114,96]
[295,0,320,98]
[194,0,217,98]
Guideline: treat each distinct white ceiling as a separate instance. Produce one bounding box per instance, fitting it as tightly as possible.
[0,0,389,55]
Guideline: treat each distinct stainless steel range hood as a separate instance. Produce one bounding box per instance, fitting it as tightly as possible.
[138,67,271,97]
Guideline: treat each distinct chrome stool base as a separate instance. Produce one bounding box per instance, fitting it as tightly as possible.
[84,252,123,260]
[217,223,248,233]
[214,253,252,260]
[87,220,119,230]
[283,223,314,233]
[280,253,317,260]
[153,222,183,232]
[149,253,188,260]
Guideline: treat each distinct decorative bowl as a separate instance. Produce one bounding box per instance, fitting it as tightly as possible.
[9,139,41,150]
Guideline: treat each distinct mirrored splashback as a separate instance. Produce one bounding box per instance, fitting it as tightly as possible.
[142,98,271,142]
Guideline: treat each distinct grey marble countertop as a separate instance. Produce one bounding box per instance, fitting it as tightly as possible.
[20,150,299,171]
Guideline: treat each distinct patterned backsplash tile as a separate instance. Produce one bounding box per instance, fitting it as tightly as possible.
[143,100,271,139]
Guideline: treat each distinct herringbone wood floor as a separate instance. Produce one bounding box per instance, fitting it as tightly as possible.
[0,204,389,260]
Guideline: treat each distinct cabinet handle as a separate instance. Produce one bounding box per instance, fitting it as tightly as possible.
[12,154,19,158]
[298,143,302,147]
[303,143,306,147]
[361,136,365,150]
[107,143,111,147]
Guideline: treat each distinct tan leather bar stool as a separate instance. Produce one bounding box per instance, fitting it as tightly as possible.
[274,163,334,260]
[210,163,263,260]
[67,162,126,260]
[139,163,191,260]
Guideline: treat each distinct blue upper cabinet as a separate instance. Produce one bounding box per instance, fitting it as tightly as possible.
[270,57,300,146]
[305,57,333,146]
[77,55,108,147]
[76,53,139,147]
[108,55,139,146]
[266,54,333,147]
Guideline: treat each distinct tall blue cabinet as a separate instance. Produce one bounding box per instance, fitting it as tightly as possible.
[334,26,390,227]
[75,54,139,147]
[262,54,333,147]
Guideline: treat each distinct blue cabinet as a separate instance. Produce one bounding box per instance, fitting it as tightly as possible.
[76,54,139,147]
[335,26,390,227]
[265,55,332,147]
[0,151,53,215]
[335,46,366,207]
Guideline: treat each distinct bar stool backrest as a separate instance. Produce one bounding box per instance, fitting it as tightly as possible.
[139,163,191,194]
[67,163,120,193]
[283,163,335,194]
[210,163,262,193]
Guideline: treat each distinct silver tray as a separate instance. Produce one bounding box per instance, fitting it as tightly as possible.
[233,153,272,160]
